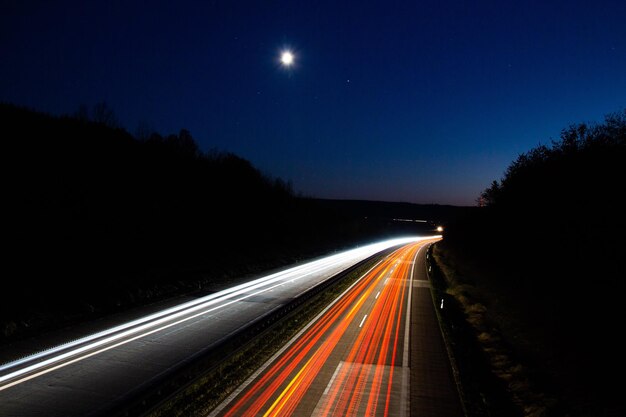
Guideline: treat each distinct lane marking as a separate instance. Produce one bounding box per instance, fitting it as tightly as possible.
[359,315,368,328]
[323,362,344,395]
[312,362,396,416]
[375,291,381,299]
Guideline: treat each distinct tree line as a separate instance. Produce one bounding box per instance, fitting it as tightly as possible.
[451,109,626,281]
[441,109,626,416]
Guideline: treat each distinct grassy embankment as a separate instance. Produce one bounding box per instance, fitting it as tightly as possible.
[429,243,549,417]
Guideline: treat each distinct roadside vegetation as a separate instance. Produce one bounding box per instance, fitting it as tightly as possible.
[435,110,626,416]
[428,246,544,417]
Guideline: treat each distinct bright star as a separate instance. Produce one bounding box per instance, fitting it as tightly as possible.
[280,51,294,66]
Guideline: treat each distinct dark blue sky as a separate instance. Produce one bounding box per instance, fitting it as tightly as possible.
[2,0,625,205]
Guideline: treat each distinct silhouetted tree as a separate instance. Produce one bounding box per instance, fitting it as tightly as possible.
[481,110,626,210]
[92,101,118,128]
[135,121,155,141]
[74,103,90,122]
[479,180,500,206]
[164,129,200,158]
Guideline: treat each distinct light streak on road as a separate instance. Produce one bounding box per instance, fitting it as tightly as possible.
[0,236,438,392]
[214,239,436,417]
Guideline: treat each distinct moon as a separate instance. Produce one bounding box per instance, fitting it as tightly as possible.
[280,50,294,66]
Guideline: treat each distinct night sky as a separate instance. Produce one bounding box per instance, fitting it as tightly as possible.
[2,1,625,206]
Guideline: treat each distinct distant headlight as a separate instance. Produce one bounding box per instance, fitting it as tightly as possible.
[436,226,444,233]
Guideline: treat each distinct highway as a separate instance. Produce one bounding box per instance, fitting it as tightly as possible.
[0,237,433,417]
[210,238,463,417]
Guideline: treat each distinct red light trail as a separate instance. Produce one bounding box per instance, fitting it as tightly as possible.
[214,239,436,417]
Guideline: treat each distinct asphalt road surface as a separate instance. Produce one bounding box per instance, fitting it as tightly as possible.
[0,237,431,417]
[210,239,463,417]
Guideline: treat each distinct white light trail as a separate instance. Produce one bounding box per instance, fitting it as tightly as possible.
[0,236,440,390]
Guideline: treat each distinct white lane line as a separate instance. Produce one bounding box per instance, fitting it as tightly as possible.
[375,291,381,299]
[359,315,368,328]
[384,278,390,285]
[323,362,344,395]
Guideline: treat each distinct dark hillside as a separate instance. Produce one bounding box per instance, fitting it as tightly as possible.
[1,103,294,339]
[312,199,470,237]
[313,199,468,224]
[0,104,349,341]
[1,103,457,344]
